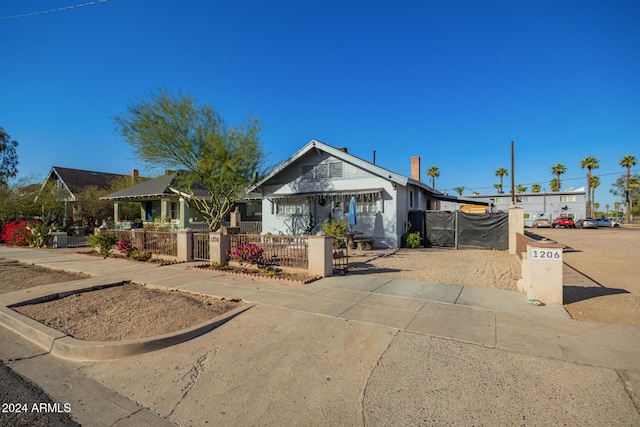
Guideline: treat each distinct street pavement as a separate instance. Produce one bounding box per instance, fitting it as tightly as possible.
[1,246,639,426]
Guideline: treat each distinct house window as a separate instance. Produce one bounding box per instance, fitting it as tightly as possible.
[301,162,343,180]
[524,213,530,220]
[495,198,503,204]
[245,201,262,217]
[170,202,179,220]
[560,195,576,202]
[357,200,377,213]
[519,196,530,203]
[277,200,305,214]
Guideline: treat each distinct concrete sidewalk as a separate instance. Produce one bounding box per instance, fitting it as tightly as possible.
[1,246,639,426]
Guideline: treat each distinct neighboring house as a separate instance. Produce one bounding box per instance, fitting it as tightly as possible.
[101,171,209,230]
[464,187,587,226]
[251,140,473,248]
[40,166,134,226]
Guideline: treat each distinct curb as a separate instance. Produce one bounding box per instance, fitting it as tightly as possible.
[0,283,254,361]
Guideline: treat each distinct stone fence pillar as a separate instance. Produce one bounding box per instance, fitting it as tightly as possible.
[308,236,333,277]
[209,232,231,265]
[176,230,193,262]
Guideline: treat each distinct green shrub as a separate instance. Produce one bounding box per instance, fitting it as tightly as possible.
[25,223,53,248]
[88,231,118,257]
[321,218,348,247]
[404,231,421,249]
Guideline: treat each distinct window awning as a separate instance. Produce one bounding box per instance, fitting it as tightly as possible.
[268,188,383,201]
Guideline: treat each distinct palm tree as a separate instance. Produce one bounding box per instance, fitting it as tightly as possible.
[426,166,440,189]
[452,186,466,195]
[495,168,508,194]
[580,156,600,217]
[550,164,567,191]
[590,175,600,217]
[605,203,610,217]
[620,155,638,223]
[516,184,527,193]
[531,184,541,193]
[549,177,560,192]
[493,183,502,193]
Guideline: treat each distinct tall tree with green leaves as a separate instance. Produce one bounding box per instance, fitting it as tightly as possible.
[619,155,638,223]
[531,184,541,193]
[549,177,560,192]
[580,156,600,217]
[0,126,19,187]
[550,164,567,191]
[515,184,527,193]
[494,168,508,194]
[590,175,600,217]
[452,186,466,195]
[426,166,440,189]
[114,88,266,231]
[493,183,502,193]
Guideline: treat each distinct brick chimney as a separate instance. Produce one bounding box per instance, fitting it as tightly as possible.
[131,169,139,185]
[411,156,421,181]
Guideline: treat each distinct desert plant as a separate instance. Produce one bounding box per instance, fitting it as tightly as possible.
[89,231,118,258]
[130,249,152,261]
[210,261,225,270]
[25,223,53,248]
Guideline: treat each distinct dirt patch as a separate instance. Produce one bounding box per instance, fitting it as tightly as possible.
[0,258,89,293]
[349,248,521,291]
[13,282,243,341]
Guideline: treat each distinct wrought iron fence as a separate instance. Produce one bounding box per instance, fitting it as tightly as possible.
[229,234,308,269]
[193,233,210,261]
[67,235,90,248]
[109,229,178,257]
[332,237,349,274]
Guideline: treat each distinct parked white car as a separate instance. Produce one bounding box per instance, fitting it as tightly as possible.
[595,218,622,228]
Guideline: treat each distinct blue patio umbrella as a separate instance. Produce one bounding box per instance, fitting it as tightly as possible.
[348,196,357,230]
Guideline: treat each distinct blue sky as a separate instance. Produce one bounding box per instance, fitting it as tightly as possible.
[1,0,638,208]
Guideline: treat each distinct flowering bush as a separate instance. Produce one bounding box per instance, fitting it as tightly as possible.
[226,243,264,272]
[117,240,136,257]
[1,220,41,246]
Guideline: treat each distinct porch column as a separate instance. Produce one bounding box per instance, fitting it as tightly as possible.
[160,198,170,221]
[179,198,188,229]
[113,202,122,223]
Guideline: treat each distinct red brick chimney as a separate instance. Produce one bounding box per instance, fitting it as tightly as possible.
[131,169,139,185]
[411,156,421,181]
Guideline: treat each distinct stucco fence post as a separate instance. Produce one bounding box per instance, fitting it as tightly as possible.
[508,206,524,255]
[209,232,230,265]
[307,235,334,278]
[516,233,565,305]
[176,229,194,262]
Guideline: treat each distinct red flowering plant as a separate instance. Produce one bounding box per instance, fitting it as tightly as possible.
[116,240,136,258]
[226,243,264,273]
[1,219,40,246]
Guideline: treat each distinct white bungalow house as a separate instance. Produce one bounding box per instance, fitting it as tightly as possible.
[252,140,466,248]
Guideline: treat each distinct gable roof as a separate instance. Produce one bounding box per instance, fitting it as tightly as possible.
[101,171,208,200]
[253,140,439,194]
[44,166,128,200]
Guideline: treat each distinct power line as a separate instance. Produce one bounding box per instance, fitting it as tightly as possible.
[448,168,640,194]
[1,0,108,20]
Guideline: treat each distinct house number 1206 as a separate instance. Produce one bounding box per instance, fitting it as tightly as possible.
[531,249,561,260]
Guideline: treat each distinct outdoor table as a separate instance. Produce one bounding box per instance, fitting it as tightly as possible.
[345,231,363,249]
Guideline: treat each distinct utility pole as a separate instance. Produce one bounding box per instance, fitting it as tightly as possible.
[510,141,515,205]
